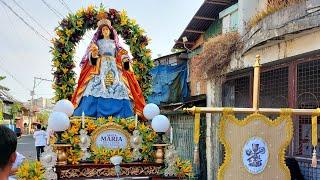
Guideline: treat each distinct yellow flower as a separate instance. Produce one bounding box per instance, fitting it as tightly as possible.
[107,116,113,123]
[59,38,65,44]
[130,19,137,25]
[124,149,132,159]
[61,53,68,60]
[87,5,94,12]
[183,165,192,174]
[17,161,44,179]
[145,49,151,58]
[50,38,56,44]
[141,145,148,153]
[71,120,81,129]
[73,136,80,144]
[65,29,73,37]
[68,78,75,84]
[76,8,85,17]
[61,84,67,92]
[76,19,83,28]
[97,117,105,124]
[138,28,145,35]
[34,161,44,176]
[49,135,56,144]
[120,118,127,126]
[62,132,69,141]
[62,68,69,74]
[53,61,60,68]
[146,133,154,141]
[139,123,147,133]
[120,10,128,26]
[56,30,63,37]
[68,154,80,165]
[128,122,135,132]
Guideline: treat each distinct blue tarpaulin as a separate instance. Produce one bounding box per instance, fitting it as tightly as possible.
[147,62,189,105]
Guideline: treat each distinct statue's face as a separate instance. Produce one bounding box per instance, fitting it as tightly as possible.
[102,26,110,38]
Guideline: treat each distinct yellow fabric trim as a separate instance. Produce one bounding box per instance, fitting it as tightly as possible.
[193,107,201,144]
[312,108,320,147]
[217,108,293,180]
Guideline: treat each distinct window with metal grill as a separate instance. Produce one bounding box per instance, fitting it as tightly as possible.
[223,75,251,119]
[297,59,320,156]
[260,67,289,108]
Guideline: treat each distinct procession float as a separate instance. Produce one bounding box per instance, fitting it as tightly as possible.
[16,5,192,180]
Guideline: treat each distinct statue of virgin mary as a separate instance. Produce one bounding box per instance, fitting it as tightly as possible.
[71,19,146,119]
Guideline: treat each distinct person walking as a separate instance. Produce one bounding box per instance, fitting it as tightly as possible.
[33,124,47,161]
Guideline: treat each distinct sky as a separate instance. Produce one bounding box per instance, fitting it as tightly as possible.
[0,0,202,102]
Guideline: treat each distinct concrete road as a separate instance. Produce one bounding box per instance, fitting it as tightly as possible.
[17,135,36,160]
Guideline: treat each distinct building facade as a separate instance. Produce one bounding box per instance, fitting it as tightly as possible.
[173,0,320,179]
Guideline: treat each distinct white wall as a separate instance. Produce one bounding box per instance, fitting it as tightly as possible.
[229,30,320,70]
[238,0,268,35]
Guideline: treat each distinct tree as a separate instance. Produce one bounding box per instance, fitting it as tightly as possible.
[37,110,50,125]
[9,102,22,124]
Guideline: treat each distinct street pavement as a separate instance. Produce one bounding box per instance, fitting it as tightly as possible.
[17,135,36,160]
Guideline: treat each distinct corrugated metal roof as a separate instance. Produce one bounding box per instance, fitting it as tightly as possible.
[0,89,16,103]
[173,0,236,49]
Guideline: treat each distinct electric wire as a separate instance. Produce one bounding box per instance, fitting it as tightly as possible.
[0,56,31,92]
[40,0,64,19]
[0,0,50,43]
[10,0,53,38]
[57,0,72,13]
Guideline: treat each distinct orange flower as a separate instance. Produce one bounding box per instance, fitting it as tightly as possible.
[139,63,145,69]
[86,121,97,132]
[97,11,107,20]
[69,126,79,135]
[73,136,80,144]
[128,122,135,132]
[93,157,100,164]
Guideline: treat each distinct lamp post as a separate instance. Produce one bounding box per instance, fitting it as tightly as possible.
[143,103,170,163]
[48,111,71,165]
[151,115,170,164]
[48,99,74,165]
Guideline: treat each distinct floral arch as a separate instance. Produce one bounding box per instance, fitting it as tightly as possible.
[51,5,153,101]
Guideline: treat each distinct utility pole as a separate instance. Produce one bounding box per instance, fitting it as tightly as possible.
[28,77,52,134]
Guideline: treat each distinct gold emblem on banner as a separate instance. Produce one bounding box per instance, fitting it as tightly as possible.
[218,109,293,180]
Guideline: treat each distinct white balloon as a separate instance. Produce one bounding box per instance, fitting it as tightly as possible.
[48,112,70,132]
[143,103,160,120]
[151,115,170,132]
[53,99,74,117]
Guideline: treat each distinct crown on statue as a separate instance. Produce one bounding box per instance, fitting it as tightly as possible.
[97,19,111,28]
